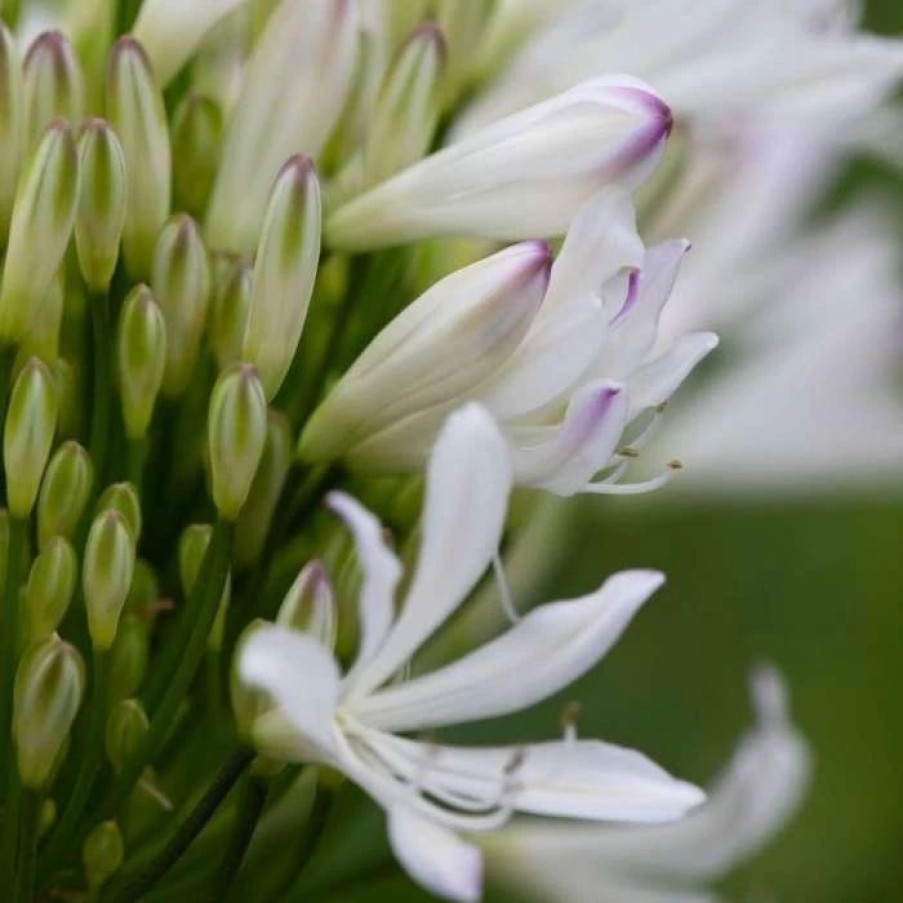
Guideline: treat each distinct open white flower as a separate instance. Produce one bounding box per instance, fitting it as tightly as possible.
[485,666,811,903]
[240,404,704,902]
[302,189,717,496]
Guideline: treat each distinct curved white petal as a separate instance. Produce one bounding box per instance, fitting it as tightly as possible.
[239,625,341,757]
[347,405,512,700]
[604,239,691,377]
[366,732,704,824]
[355,570,663,730]
[508,381,629,495]
[627,332,719,413]
[326,492,402,677]
[388,807,483,903]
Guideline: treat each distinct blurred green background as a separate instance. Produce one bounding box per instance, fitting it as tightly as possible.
[290,5,903,901]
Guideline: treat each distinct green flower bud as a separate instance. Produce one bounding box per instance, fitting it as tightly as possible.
[0,23,24,242]
[4,357,59,518]
[0,121,78,344]
[83,510,136,652]
[83,820,124,891]
[276,560,336,648]
[13,634,85,790]
[235,411,291,569]
[172,92,222,217]
[18,269,64,365]
[151,214,211,396]
[116,284,166,438]
[105,698,148,773]
[243,156,320,400]
[52,357,78,439]
[24,536,77,642]
[108,614,149,702]
[362,24,445,189]
[106,37,171,279]
[0,509,9,592]
[23,31,85,151]
[75,119,127,293]
[97,482,142,543]
[37,440,93,549]
[38,799,57,839]
[436,0,493,101]
[208,364,267,521]
[209,260,250,371]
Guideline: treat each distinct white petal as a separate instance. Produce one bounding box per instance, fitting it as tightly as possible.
[507,381,629,495]
[326,492,402,677]
[482,188,645,419]
[568,666,811,880]
[605,239,691,377]
[239,625,341,757]
[388,808,483,903]
[627,332,718,413]
[347,405,512,700]
[367,732,704,824]
[355,570,663,730]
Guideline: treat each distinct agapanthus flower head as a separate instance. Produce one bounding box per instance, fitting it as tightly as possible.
[241,404,704,901]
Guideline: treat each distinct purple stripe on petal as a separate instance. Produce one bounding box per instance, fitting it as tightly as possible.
[613,268,641,324]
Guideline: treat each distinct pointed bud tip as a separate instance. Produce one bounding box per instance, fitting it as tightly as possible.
[406,22,447,60]
[24,29,69,62]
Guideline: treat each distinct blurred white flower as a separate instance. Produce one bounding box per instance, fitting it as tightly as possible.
[460,0,903,139]
[304,189,716,495]
[326,76,673,250]
[240,404,704,902]
[485,666,811,903]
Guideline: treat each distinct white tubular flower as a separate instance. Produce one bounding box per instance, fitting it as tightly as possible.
[326,76,673,251]
[133,0,250,87]
[485,666,811,903]
[240,404,704,903]
[302,189,717,496]
[205,0,358,255]
[458,0,903,136]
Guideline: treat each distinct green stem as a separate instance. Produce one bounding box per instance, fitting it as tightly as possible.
[125,436,147,497]
[211,772,268,902]
[0,346,13,504]
[101,519,233,818]
[99,748,253,903]
[38,651,110,873]
[0,771,21,890]
[0,517,26,788]
[89,290,113,485]
[12,789,39,903]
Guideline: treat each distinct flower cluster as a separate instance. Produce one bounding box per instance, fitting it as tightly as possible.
[0,1,894,902]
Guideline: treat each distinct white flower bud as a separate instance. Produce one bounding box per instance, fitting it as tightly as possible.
[242,156,321,400]
[106,37,171,279]
[299,241,551,466]
[205,0,358,254]
[0,23,24,242]
[23,30,85,150]
[133,0,249,87]
[276,560,337,649]
[327,76,672,250]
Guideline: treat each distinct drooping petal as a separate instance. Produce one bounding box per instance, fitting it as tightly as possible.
[627,332,719,413]
[365,731,705,824]
[326,492,402,677]
[506,381,629,495]
[238,624,341,757]
[346,404,512,700]
[388,807,483,903]
[354,570,663,730]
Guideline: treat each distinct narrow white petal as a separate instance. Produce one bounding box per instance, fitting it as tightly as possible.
[366,732,704,824]
[355,570,663,730]
[508,381,629,495]
[347,405,512,699]
[627,332,719,413]
[326,492,401,676]
[388,807,483,903]
[239,625,341,756]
